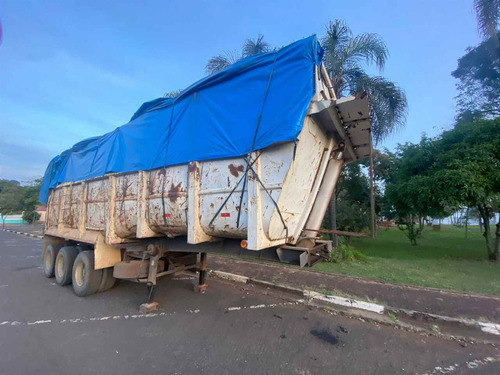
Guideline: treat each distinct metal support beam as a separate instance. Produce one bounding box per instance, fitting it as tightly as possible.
[194,252,208,293]
[369,130,376,238]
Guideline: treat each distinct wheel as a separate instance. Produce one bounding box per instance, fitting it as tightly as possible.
[98,267,116,292]
[55,246,78,286]
[72,251,103,297]
[42,244,60,278]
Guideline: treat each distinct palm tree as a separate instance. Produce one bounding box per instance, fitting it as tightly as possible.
[322,20,407,241]
[322,20,407,144]
[205,34,271,75]
[473,0,500,39]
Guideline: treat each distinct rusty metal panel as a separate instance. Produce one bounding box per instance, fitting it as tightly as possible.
[47,188,61,229]
[114,173,140,238]
[198,157,249,238]
[268,117,329,242]
[66,183,83,229]
[60,183,83,229]
[146,166,188,236]
[258,143,294,239]
[86,178,109,230]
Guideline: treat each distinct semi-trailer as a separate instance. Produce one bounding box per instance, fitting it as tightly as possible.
[39,36,372,311]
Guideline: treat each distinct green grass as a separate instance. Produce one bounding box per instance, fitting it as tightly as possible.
[313,225,500,295]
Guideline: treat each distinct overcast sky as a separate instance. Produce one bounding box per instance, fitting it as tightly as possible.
[0,0,481,182]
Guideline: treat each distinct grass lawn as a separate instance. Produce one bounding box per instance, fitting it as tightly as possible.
[313,225,500,295]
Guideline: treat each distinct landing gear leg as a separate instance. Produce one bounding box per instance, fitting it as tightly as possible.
[139,251,161,313]
[194,252,208,293]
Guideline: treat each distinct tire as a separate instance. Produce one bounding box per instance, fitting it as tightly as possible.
[98,267,116,292]
[42,244,60,278]
[55,246,78,286]
[72,251,103,297]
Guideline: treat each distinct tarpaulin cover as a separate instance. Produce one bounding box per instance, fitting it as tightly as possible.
[39,36,324,203]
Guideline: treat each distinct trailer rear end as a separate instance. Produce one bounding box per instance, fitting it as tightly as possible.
[39,36,371,310]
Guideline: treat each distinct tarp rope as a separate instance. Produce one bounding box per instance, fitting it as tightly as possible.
[209,52,289,240]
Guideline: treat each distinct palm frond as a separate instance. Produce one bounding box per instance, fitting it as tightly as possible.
[322,20,352,52]
[205,50,241,75]
[242,34,271,57]
[474,0,500,38]
[345,33,388,71]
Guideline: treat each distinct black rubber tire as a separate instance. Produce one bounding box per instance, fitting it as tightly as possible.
[72,251,103,297]
[98,267,116,292]
[42,244,60,278]
[55,246,78,286]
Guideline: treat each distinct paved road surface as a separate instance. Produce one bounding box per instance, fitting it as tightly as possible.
[0,230,498,374]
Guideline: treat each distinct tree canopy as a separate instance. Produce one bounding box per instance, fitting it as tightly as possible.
[0,179,42,217]
[452,31,500,119]
[205,34,271,75]
[321,20,407,144]
[384,118,500,257]
[473,0,500,40]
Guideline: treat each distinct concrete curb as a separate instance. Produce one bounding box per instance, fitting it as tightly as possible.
[2,229,43,240]
[210,269,500,337]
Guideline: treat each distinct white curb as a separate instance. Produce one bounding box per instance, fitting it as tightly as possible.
[304,290,385,314]
[210,270,249,284]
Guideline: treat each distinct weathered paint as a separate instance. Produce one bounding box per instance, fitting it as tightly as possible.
[44,64,372,267]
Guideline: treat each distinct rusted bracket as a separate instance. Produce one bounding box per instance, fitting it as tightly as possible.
[304,228,370,238]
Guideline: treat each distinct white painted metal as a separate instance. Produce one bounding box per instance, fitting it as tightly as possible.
[44,64,371,268]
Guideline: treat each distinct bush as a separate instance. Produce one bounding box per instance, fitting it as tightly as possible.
[22,210,40,224]
[326,244,369,263]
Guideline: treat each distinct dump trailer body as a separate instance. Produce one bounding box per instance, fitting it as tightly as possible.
[43,84,370,266]
[40,36,371,307]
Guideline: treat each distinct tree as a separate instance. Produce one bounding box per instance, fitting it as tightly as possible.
[452,32,500,119]
[321,20,407,144]
[22,210,40,224]
[22,179,42,213]
[335,163,371,233]
[431,119,500,260]
[384,139,448,245]
[204,24,407,242]
[321,20,407,241]
[205,34,271,75]
[164,89,182,98]
[0,178,42,219]
[385,119,500,258]
[0,180,24,215]
[473,0,500,41]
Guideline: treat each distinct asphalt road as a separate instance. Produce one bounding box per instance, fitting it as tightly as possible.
[0,231,499,375]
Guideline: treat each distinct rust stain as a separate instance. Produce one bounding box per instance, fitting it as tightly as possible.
[167,182,184,203]
[188,162,197,172]
[228,164,244,178]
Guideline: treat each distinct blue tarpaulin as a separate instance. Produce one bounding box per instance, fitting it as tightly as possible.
[39,36,324,203]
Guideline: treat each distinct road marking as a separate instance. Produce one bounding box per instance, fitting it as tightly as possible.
[0,309,201,327]
[225,301,300,312]
[479,322,500,335]
[421,356,499,375]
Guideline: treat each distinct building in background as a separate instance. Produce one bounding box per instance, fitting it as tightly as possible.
[36,205,46,222]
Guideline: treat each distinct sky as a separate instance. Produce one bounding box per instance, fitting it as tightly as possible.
[0,0,482,182]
